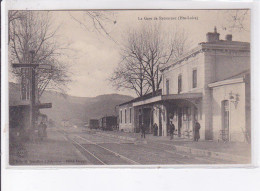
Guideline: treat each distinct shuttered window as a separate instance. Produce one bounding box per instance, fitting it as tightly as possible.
[192,69,197,88]
[178,75,182,94]
[125,109,127,123]
[130,108,132,123]
[166,79,170,95]
[120,110,122,123]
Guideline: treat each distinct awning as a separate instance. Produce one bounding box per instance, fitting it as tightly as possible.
[133,93,202,107]
[162,93,202,100]
[208,77,244,88]
[133,95,162,107]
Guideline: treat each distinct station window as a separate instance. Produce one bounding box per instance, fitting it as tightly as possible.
[120,110,122,123]
[166,79,170,95]
[130,108,132,123]
[178,75,182,94]
[125,109,127,123]
[192,69,197,88]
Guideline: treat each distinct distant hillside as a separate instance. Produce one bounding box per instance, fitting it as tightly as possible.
[84,94,132,119]
[9,82,133,125]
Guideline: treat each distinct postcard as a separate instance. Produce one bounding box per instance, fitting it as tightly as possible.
[5,9,251,166]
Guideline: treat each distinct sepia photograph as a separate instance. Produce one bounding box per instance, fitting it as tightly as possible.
[7,9,251,166]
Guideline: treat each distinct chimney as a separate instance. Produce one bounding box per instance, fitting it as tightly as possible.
[225,34,232,41]
[206,26,220,42]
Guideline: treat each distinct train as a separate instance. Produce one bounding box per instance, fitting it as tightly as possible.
[88,119,99,129]
[99,116,118,131]
[86,116,118,131]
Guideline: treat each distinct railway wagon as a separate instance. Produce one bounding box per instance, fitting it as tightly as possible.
[89,119,99,129]
[100,116,117,131]
[98,118,103,130]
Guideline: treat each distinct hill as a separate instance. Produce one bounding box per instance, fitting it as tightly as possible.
[9,82,133,126]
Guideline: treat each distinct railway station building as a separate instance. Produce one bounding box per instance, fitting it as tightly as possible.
[118,28,250,142]
[118,90,162,133]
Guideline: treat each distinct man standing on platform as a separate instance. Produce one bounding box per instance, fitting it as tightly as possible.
[153,123,158,136]
[141,123,146,139]
[169,121,175,140]
[194,121,201,142]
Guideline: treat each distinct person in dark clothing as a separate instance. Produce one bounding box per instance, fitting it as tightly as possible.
[38,121,47,140]
[169,121,175,140]
[194,121,201,142]
[43,122,47,137]
[153,123,158,136]
[141,123,146,138]
[38,121,45,141]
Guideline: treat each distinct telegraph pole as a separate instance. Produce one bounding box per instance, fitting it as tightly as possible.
[13,50,52,141]
[12,50,52,143]
[13,53,39,140]
[30,50,37,133]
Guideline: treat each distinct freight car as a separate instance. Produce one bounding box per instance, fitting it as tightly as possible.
[89,119,99,129]
[99,116,117,131]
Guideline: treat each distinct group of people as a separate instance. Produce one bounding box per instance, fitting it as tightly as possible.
[168,121,201,141]
[139,120,201,142]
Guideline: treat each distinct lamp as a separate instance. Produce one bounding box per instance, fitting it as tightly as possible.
[229,91,240,109]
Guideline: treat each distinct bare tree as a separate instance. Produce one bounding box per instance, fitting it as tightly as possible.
[9,11,72,99]
[110,55,150,97]
[111,23,189,96]
[8,11,26,43]
[220,10,250,32]
[69,11,117,43]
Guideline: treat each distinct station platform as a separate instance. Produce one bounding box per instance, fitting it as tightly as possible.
[95,129,251,163]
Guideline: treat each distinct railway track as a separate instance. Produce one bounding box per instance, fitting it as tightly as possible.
[59,130,140,165]
[75,135,140,165]
[78,132,196,164]
[80,131,190,164]
[58,129,233,165]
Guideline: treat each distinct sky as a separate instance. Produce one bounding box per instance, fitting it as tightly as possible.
[11,10,251,98]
